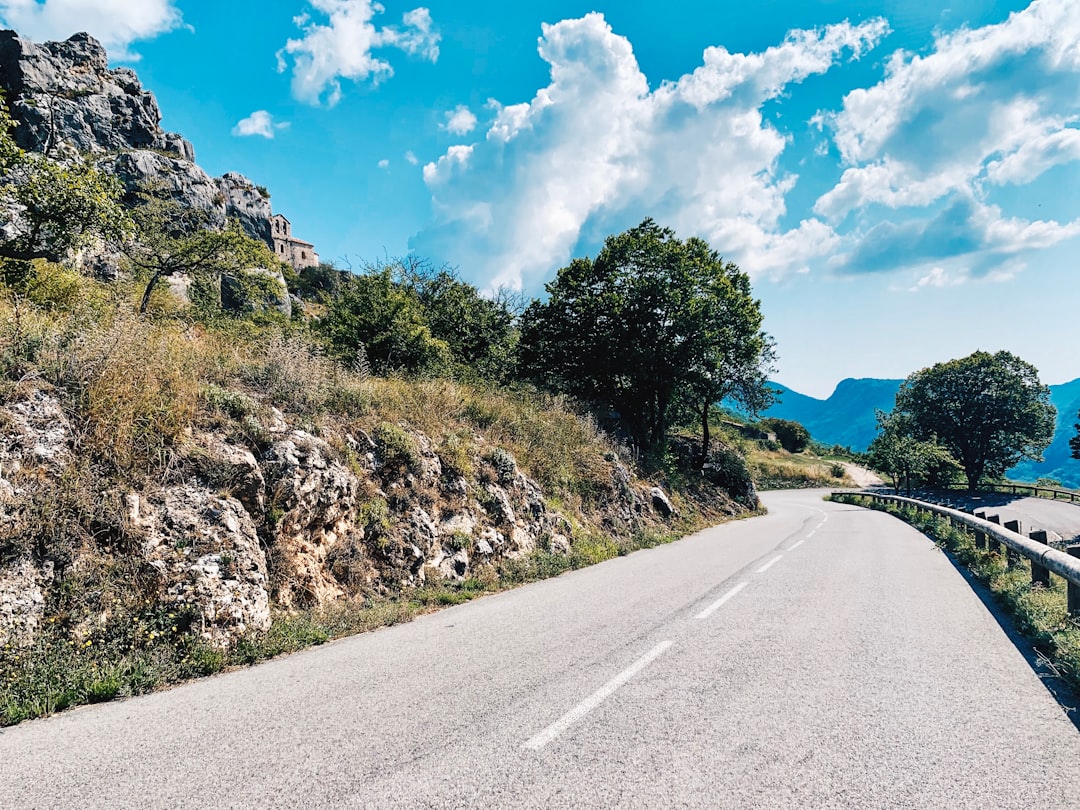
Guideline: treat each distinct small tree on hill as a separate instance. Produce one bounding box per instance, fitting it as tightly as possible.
[867,410,958,495]
[761,418,810,453]
[892,350,1054,490]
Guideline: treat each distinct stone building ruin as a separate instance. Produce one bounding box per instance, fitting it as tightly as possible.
[272,214,319,271]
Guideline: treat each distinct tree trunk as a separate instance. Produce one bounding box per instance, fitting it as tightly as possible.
[698,399,710,469]
[139,271,164,314]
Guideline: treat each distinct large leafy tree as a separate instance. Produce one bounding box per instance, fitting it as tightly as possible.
[892,350,1054,490]
[0,95,130,266]
[317,267,451,375]
[518,218,774,459]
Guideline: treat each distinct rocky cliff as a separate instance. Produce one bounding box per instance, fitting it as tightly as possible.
[0,29,273,247]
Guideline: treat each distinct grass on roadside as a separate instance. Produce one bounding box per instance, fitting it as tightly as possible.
[831,493,1080,695]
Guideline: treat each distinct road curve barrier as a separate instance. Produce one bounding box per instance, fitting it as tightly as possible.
[833,490,1080,617]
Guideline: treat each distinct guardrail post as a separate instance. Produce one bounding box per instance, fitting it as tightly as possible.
[985,514,1001,553]
[1029,530,1052,587]
[1069,546,1080,617]
[974,529,986,550]
[1004,520,1022,566]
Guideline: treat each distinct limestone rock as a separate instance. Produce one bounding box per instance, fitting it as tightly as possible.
[132,486,271,647]
[650,487,676,519]
[0,559,51,648]
[262,431,369,607]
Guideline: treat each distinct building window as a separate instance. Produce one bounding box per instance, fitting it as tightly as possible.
[301,251,307,259]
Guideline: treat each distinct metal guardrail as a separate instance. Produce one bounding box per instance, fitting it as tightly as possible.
[834,491,1080,615]
[936,482,1080,503]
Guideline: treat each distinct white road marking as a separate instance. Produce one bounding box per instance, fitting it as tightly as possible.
[695,582,749,620]
[756,555,783,574]
[524,641,673,751]
[789,540,805,550]
[807,531,816,538]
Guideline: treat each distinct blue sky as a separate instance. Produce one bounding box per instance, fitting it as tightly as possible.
[2,0,1078,397]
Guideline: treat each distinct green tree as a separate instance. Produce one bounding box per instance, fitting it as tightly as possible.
[518,219,774,459]
[867,410,958,495]
[892,350,1055,490]
[125,195,283,314]
[0,95,130,267]
[317,267,450,375]
[761,418,810,453]
[399,261,517,381]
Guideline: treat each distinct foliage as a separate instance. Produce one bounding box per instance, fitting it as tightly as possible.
[125,193,284,315]
[866,410,959,495]
[0,95,131,265]
[892,351,1055,490]
[518,219,774,460]
[397,260,518,381]
[317,266,451,375]
[760,418,810,453]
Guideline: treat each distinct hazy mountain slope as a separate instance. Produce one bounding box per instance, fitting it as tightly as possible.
[759,378,903,451]
[1010,378,1080,488]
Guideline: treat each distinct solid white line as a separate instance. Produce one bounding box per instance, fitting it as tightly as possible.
[695,581,749,620]
[523,641,673,751]
[789,540,805,550]
[756,555,783,574]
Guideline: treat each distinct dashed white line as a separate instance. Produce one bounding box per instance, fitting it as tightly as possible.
[789,540,805,550]
[807,530,816,538]
[524,641,673,751]
[756,555,784,574]
[695,582,749,620]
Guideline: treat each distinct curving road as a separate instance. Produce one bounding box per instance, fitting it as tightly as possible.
[3,489,1080,808]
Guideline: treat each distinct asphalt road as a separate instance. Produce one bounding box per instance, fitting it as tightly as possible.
[4,489,1080,809]
[909,490,1080,543]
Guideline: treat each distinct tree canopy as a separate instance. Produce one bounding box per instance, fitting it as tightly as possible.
[518,219,774,459]
[891,350,1054,489]
[866,410,958,495]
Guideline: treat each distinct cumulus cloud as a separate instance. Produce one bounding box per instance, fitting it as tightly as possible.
[413,12,886,291]
[378,158,390,169]
[0,0,184,60]
[441,104,478,135]
[833,194,1080,276]
[277,0,440,106]
[404,150,419,165]
[232,110,287,139]
[815,0,1080,221]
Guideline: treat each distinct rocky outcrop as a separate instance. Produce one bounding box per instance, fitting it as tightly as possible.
[0,30,274,248]
[129,488,272,647]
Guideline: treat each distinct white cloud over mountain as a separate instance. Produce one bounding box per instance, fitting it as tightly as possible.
[816,0,1080,277]
[0,0,183,60]
[414,12,887,291]
[278,0,440,106]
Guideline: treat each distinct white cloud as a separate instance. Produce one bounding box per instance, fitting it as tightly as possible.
[404,150,419,165]
[816,0,1080,220]
[909,267,968,292]
[277,0,440,107]
[378,158,390,169]
[0,0,183,60]
[442,104,478,135]
[413,13,886,291]
[232,110,288,139]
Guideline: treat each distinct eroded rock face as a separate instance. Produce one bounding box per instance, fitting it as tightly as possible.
[0,389,70,501]
[0,559,50,648]
[262,431,370,607]
[129,488,271,647]
[0,29,274,248]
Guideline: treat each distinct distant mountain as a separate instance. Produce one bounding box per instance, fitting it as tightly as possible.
[755,377,1080,488]
[1009,378,1080,488]
[757,378,903,452]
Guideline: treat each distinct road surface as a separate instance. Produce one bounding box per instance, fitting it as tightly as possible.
[3,489,1079,808]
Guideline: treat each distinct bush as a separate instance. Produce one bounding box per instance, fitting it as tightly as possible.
[760,418,811,453]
